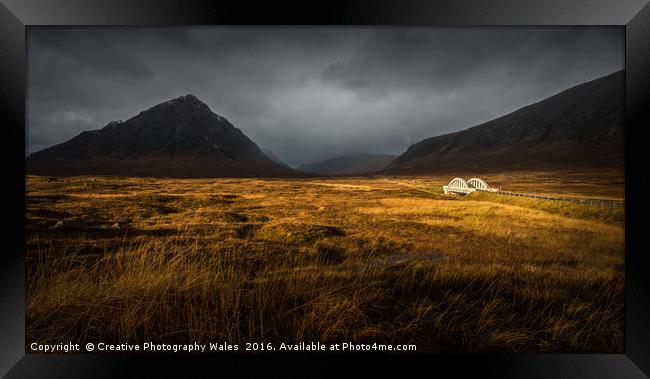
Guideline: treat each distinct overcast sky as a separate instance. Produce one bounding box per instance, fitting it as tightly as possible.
[27,26,623,167]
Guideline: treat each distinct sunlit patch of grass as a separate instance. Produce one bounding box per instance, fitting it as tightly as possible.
[468,191,624,225]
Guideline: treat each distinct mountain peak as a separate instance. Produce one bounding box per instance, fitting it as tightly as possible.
[174,94,203,104]
[26,95,304,178]
[152,93,211,111]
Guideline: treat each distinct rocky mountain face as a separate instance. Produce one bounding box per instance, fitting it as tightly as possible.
[298,154,398,176]
[27,95,304,178]
[261,148,290,167]
[384,71,624,174]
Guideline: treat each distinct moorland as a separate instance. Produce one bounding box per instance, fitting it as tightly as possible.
[26,170,624,352]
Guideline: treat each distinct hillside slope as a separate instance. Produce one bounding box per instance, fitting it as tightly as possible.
[384,71,624,174]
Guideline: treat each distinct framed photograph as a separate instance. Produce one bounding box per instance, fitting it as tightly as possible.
[1,0,649,377]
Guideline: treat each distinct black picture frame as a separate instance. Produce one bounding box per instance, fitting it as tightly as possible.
[1,1,649,377]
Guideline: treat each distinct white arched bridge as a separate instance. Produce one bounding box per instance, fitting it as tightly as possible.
[382,175,623,207]
[443,177,499,195]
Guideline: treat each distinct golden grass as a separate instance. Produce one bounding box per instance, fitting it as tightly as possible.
[25,172,624,352]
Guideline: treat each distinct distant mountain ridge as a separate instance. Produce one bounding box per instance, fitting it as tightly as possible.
[384,70,624,174]
[299,154,398,175]
[27,95,304,178]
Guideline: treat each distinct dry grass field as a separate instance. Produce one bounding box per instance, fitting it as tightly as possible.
[25,171,625,352]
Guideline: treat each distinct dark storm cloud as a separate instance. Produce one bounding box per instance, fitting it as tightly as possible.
[320,28,621,98]
[27,27,623,166]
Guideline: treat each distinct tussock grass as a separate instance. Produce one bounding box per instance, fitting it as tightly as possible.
[25,173,624,352]
[468,191,624,225]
